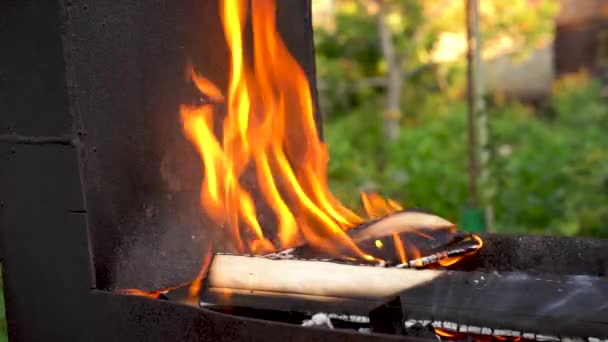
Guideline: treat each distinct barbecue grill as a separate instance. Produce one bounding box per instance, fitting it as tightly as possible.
[1,1,607,341]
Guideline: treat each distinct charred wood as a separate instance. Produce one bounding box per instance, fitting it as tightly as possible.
[286,211,481,267]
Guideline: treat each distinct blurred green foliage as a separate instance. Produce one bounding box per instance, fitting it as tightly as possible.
[316,0,608,237]
[314,0,559,118]
[485,75,608,237]
[324,72,608,237]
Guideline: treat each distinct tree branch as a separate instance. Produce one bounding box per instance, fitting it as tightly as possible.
[375,0,396,71]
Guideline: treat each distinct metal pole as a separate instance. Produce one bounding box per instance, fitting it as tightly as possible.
[465,0,477,208]
[472,0,493,230]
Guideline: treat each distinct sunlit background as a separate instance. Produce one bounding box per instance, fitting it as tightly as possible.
[313,0,608,238]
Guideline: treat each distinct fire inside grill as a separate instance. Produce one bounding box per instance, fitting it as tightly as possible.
[115,0,485,336]
[177,0,481,263]
[114,1,608,341]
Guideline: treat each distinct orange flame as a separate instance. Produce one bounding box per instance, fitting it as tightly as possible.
[438,234,484,267]
[434,327,522,342]
[116,288,164,299]
[117,243,214,305]
[435,329,457,338]
[187,243,214,304]
[392,233,408,264]
[181,0,369,257]
[179,0,481,267]
[361,192,403,218]
[121,0,482,304]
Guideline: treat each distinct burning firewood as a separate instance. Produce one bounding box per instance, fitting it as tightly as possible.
[275,210,483,268]
[193,212,607,339]
[201,253,443,314]
[119,210,607,340]
[197,210,483,314]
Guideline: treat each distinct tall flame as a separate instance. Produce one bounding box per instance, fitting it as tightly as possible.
[179,0,482,269]
[118,0,482,302]
[181,0,369,257]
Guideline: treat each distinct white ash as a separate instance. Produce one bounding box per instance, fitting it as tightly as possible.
[404,319,418,329]
[481,327,493,335]
[467,326,482,334]
[261,249,295,260]
[327,313,370,323]
[431,321,443,328]
[219,252,386,267]
[494,329,520,337]
[396,254,443,269]
[442,321,458,331]
[401,318,598,342]
[301,313,334,329]
[301,312,369,330]
[562,337,586,342]
[420,320,432,327]
[493,329,509,336]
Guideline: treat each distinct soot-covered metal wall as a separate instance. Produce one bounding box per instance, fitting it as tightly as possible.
[1,0,320,293]
[0,1,337,340]
[61,0,321,291]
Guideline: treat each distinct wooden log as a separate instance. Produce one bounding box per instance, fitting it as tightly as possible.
[201,254,442,314]
[347,211,455,242]
[203,209,477,309]
[200,254,608,338]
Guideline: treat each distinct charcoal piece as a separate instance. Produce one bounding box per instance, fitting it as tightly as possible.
[163,285,191,303]
[369,297,403,335]
[397,271,608,338]
[396,233,482,268]
[326,315,371,331]
[205,306,310,326]
[403,323,436,339]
